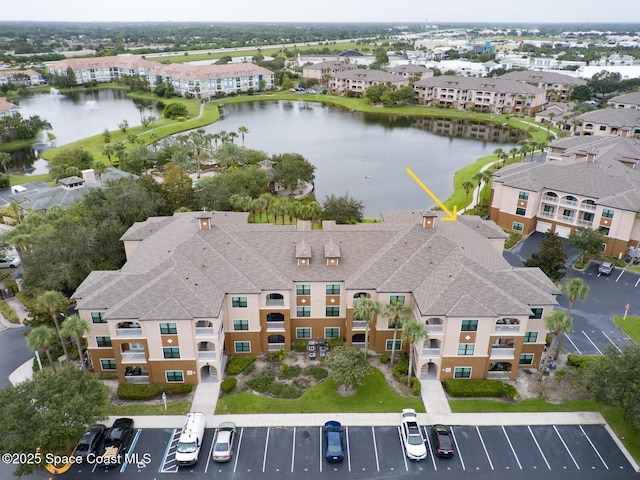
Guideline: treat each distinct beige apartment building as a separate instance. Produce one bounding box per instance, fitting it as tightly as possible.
[329,70,409,96]
[500,70,586,102]
[72,210,558,386]
[607,91,640,109]
[48,56,162,85]
[490,136,640,258]
[574,108,640,138]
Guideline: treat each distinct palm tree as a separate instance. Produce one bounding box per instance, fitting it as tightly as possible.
[102,145,115,166]
[383,300,411,365]
[353,297,381,358]
[60,314,89,366]
[35,290,71,363]
[0,152,11,178]
[26,325,59,373]
[402,318,429,386]
[228,131,238,144]
[237,126,249,145]
[558,278,589,359]
[462,180,475,208]
[544,310,573,365]
[472,171,491,209]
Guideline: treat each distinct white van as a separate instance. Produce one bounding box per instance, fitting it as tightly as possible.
[11,185,27,195]
[175,412,206,466]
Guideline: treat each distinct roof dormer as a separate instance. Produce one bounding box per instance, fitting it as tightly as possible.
[296,240,311,266]
[324,238,341,266]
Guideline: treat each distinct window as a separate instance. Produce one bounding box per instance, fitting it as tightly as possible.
[159,322,177,335]
[91,312,106,324]
[326,306,340,317]
[599,125,606,131]
[512,222,524,232]
[457,344,475,355]
[232,296,247,308]
[519,354,534,365]
[598,226,610,236]
[543,205,554,213]
[524,331,538,343]
[296,327,311,339]
[515,207,526,216]
[96,336,112,347]
[602,209,614,219]
[165,370,184,382]
[296,306,311,317]
[461,320,478,332]
[233,319,249,331]
[583,212,594,222]
[100,359,116,370]
[454,367,472,379]
[562,209,574,218]
[529,308,543,319]
[518,191,529,200]
[234,341,251,353]
[326,284,340,295]
[385,339,402,351]
[325,327,340,338]
[296,284,311,295]
[390,295,405,304]
[163,347,180,359]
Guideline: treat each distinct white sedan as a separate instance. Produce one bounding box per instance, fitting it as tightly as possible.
[400,409,427,460]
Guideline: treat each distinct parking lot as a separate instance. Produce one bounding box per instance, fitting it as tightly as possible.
[49,423,637,480]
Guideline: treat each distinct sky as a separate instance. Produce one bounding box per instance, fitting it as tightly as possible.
[3,0,640,24]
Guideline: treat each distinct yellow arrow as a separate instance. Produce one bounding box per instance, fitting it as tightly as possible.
[406,168,457,221]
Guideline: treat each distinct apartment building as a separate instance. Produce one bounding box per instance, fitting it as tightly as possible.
[0,69,46,87]
[301,60,358,84]
[575,108,640,138]
[608,91,640,109]
[490,136,640,257]
[387,64,433,80]
[329,70,409,96]
[0,97,19,119]
[48,56,162,85]
[413,76,546,115]
[500,70,586,102]
[72,210,558,386]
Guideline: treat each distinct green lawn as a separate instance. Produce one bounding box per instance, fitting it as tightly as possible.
[449,398,602,413]
[106,401,192,416]
[216,367,424,414]
[613,316,640,344]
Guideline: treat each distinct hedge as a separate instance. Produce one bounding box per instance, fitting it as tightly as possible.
[444,379,519,400]
[567,354,600,369]
[227,355,256,375]
[246,373,301,399]
[279,364,302,379]
[293,339,308,352]
[303,366,328,381]
[117,383,193,400]
[220,377,237,394]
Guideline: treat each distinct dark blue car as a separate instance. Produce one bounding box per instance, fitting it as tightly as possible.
[323,421,345,463]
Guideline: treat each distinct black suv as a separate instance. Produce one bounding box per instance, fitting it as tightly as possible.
[97,418,135,462]
[431,424,455,457]
[73,424,107,458]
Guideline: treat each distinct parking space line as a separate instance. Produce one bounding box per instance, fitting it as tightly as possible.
[635,276,640,288]
[319,427,322,473]
[553,425,580,469]
[615,270,624,282]
[396,427,408,471]
[345,426,351,472]
[424,426,437,471]
[121,428,143,473]
[262,427,270,473]
[204,428,216,473]
[601,331,623,353]
[475,426,494,470]
[501,426,522,469]
[233,428,243,473]
[579,425,608,470]
[450,427,465,470]
[158,428,178,473]
[527,426,551,470]
[370,426,380,472]
[291,427,296,473]
[582,330,603,354]
[564,333,581,354]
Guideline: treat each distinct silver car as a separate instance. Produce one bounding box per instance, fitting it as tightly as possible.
[0,256,21,268]
[212,422,236,462]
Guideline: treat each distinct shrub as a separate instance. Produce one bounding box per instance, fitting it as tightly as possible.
[117,383,192,400]
[304,366,328,381]
[163,102,189,119]
[220,377,237,394]
[392,355,409,380]
[566,354,599,369]
[246,374,274,393]
[246,374,301,398]
[0,177,9,189]
[279,364,301,379]
[379,354,390,364]
[444,379,516,399]
[328,338,345,349]
[293,339,308,352]
[227,355,256,375]
[411,377,421,396]
[0,299,19,323]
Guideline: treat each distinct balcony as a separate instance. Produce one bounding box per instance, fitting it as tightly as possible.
[577,218,594,227]
[195,327,215,337]
[197,351,217,361]
[490,348,515,359]
[560,198,578,207]
[124,375,150,384]
[487,371,511,380]
[494,324,520,333]
[538,210,555,219]
[559,215,575,223]
[266,298,284,307]
[115,328,142,338]
[352,320,368,330]
[422,347,441,357]
[352,342,366,349]
[267,343,286,351]
[120,351,147,363]
[580,203,597,211]
[425,324,444,334]
[266,321,285,331]
[542,194,558,203]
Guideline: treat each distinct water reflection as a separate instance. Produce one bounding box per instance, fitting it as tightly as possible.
[412,117,526,143]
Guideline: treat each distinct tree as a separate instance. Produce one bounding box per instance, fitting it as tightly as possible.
[322,194,364,224]
[0,152,11,178]
[472,171,491,208]
[326,345,372,393]
[352,297,381,358]
[161,162,194,211]
[26,325,59,373]
[48,147,94,180]
[568,226,606,263]
[524,231,567,282]
[118,119,129,133]
[60,314,89,366]
[383,300,411,365]
[364,83,387,104]
[462,180,475,207]
[237,126,249,145]
[402,318,428,386]
[570,85,593,103]
[0,365,109,477]
[35,290,71,363]
[544,310,572,363]
[163,102,189,119]
[558,278,589,358]
[272,153,316,191]
[196,167,269,211]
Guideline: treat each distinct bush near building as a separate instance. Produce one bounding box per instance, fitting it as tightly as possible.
[226,355,256,375]
[445,379,519,400]
[117,383,192,400]
[220,377,237,394]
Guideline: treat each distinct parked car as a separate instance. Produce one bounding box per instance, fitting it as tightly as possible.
[400,409,427,460]
[212,422,236,462]
[73,424,107,458]
[97,418,135,463]
[323,421,345,463]
[431,424,455,458]
[598,261,614,276]
[0,256,21,268]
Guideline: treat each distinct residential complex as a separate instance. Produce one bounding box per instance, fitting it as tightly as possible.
[575,108,640,138]
[329,70,409,95]
[72,210,558,386]
[608,91,640,109]
[500,70,586,102]
[0,97,19,118]
[490,136,640,257]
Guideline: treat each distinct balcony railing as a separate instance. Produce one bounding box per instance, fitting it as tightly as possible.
[494,324,520,333]
[580,203,597,211]
[266,321,285,331]
[267,343,286,351]
[542,195,558,203]
[490,347,515,359]
[195,327,215,337]
[352,342,366,349]
[560,215,575,223]
[266,299,285,307]
[197,351,217,361]
[124,375,150,384]
[352,320,368,330]
[538,210,555,219]
[115,328,142,337]
[577,218,594,227]
[560,199,578,207]
[487,371,511,380]
[120,351,147,363]
[422,347,441,357]
[425,324,444,334]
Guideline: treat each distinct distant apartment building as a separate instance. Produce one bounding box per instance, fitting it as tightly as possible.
[575,108,640,138]
[0,69,46,87]
[301,60,358,84]
[500,70,586,102]
[329,70,409,96]
[72,210,558,386]
[608,91,640,109]
[387,64,433,80]
[0,97,19,119]
[490,136,640,258]
[48,56,162,85]
[413,76,546,115]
